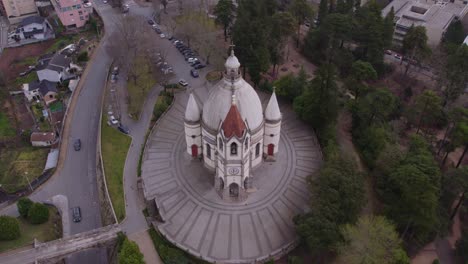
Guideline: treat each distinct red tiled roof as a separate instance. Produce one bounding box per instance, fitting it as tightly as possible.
[30,132,56,142]
[221,104,246,138]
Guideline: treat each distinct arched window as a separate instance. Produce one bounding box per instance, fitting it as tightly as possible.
[255,143,260,158]
[219,138,223,151]
[244,137,249,150]
[206,143,211,159]
[231,143,237,155]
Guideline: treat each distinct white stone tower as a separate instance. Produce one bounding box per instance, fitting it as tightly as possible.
[184,93,202,158]
[263,90,282,158]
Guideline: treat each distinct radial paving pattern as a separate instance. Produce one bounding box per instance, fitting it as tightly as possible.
[141,91,323,263]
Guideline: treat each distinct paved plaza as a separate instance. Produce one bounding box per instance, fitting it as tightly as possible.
[141,89,323,263]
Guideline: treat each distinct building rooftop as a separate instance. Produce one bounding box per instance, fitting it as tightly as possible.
[382,0,468,45]
[20,16,45,27]
[30,132,56,142]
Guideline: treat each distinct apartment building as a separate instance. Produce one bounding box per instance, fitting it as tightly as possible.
[382,0,468,46]
[50,0,91,28]
[1,0,38,24]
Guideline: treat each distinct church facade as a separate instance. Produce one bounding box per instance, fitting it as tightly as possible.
[184,50,282,201]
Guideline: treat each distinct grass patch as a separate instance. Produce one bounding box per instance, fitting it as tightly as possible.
[45,35,78,53]
[31,104,51,131]
[0,147,49,193]
[15,56,38,66]
[14,72,38,86]
[127,56,156,119]
[0,112,15,139]
[0,206,61,252]
[101,115,131,222]
[148,227,209,264]
[206,71,222,82]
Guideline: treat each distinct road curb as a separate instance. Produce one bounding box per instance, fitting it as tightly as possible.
[98,61,119,225]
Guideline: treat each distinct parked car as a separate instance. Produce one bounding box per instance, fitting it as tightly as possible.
[72,207,82,222]
[154,28,162,34]
[188,58,198,63]
[121,4,129,13]
[111,74,117,83]
[191,60,201,67]
[190,69,199,78]
[74,139,81,151]
[179,79,189,87]
[147,19,154,25]
[385,49,393,55]
[194,64,206,69]
[110,115,119,125]
[118,124,130,134]
[394,53,403,60]
[160,34,165,38]
[168,36,174,41]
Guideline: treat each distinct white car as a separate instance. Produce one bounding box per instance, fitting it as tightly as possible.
[103,0,108,3]
[160,34,165,38]
[178,79,188,87]
[110,115,119,125]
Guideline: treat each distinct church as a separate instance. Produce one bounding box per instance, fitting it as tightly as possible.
[184,49,282,201]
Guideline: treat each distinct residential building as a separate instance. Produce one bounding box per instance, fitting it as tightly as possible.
[10,16,54,41]
[382,0,468,46]
[23,79,58,105]
[30,132,57,147]
[50,0,91,28]
[36,53,72,83]
[1,0,38,24]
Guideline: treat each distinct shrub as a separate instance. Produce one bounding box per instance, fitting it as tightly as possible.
[0,215,20,240]
[158,245,189,264]
[28,203,49,224]
[17,197,33,218]
[153,97,169,120]
[118,238,144,264]
[77,51,89,62]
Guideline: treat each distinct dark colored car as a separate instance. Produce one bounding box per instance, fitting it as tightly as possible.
[190,69,199,78]
[154,28,162,34]
[118,124,130,134]
[74,139,81,151]
[194,64,206,69]
[147,19,154,25]
[72,207,82,222]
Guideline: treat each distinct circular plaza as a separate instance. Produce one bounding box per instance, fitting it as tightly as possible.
[141,91,323,263]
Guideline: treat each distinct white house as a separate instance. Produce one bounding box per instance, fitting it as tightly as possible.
[36,53,72,83]
[11,16,54,41]
[30,132,57,147]
[183,49,282,201]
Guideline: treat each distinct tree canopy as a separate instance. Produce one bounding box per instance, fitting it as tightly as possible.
[0,215,20,241]
[118,238,145,264]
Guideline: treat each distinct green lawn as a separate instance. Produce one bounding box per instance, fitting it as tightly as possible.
[45,35,79,53]
[0,147,49,193]
[0,112,15,139]
[14,72,38,86]
[15,56,38,66]
[127,57,156,119]
[101,116,131,222]
[0,206,61,252]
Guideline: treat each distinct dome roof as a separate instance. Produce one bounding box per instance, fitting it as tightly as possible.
[185,93,201,122]
[265,91,281,121]
[225,50,240,69]
[202,78,263,131]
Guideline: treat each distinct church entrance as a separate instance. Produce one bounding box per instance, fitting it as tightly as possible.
[268,144,274,156]
[229,183,239,197]
[191,144,198,157]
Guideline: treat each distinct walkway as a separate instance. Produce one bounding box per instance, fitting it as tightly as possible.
[0,225,121,264]
[141,89,323,263]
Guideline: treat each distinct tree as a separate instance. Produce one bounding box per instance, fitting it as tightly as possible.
[406,90,443,134]
[214,0,235,41]
[337,215,409,264]
[452,114,468,168]
[17,197,33,218]
[353,88,398,128]
[0,215,20,240]
[440,45,468,105]
[347,60,377,99]
[444,20,465,45]
[440,167,468,221]
[28,203,49,224]
[270,11,296,74]
[290,0,313,47]
[317,0,328,25]
[274,68,308,101]
[118,238,145,264]
[402,26,431,76]
[294,64,339,132]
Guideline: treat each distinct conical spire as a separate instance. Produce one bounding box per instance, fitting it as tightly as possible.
[265,89,281,121]
[221,100,246,138]
[185,93,201,122]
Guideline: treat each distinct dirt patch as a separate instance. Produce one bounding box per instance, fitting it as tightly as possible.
[0,40,56,84]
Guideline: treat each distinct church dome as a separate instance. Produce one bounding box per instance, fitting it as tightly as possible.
[202,52,263,131]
